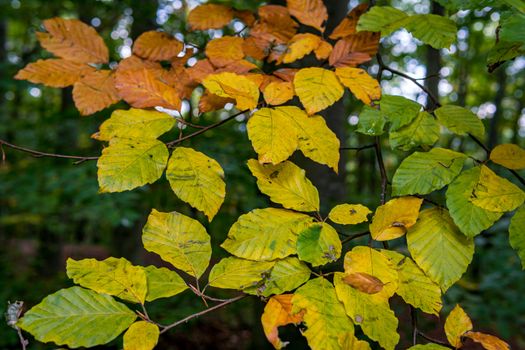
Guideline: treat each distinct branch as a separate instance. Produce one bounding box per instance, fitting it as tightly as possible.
[341,231,370,244]
[373,137,388,205]
[0,139,99,163]
[340,144,375,152]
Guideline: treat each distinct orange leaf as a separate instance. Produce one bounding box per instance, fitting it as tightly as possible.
[215,60,258,75]
[287,0,328,32]
[329,39,372,67]
[465,331,510,350]
[329,3,369,39]
[167,66,198,100]
[344,32,381,56]
[263,81,294,106]
[242,36,270,60]
[186,59,215,83]
[234,9,256,27]
[335,67,381,105]
[115,68,181,110]
[273,68,298,82]
[73,70,120,116]
[205,36,245,67]
[343,272,385,294]
[36,18,108,64]
[251,5,297,44]
[15,59,95,88]
[170,48,194,69]
[117,55,163,73]
[188,4,233,30]
[132,31,183,61]
[314,40,333,60]
[261,295,304,349]
[199,91,234,113]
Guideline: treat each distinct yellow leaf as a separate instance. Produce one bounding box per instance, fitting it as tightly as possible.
[294,67,344,114]
[470,165,525,212]
[205,36,245,67]
[328,203,371,225]
[15,59,95,88]
[37,18,108,63]
[369,197,423,241]
[166,147,226,221]
[263,81,295,105]
[207,257,275,290]
[343,272,384,294]
[464,331,510,350]
[261,294,304,349]
[287,0,328,32]
[132,31,183,61]
[314,40,333,60]
[143,266,188,302]
[338,332,372,350]
[188,4,233,30]
[490,144,525,170]
[444,304,473,348]
[247,159,320,212]
[123,321,159,350]
[202,72,259,110]
[335,67,381,105]
[247,107,299,164]
[73,70,120,116]
[283,33,322,63]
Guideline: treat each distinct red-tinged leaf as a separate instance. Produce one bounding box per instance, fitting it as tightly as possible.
[261,295,304,349]
[234,9,256,27]
[205,36,245,67]
[186,59,215,83]
[329,41,371,67]
[166,66,197,100]
[273,68,298,82]
[242,36,270,60]
[132,31,183,61]
[118,55,163,72]
[251,5,298,44]
[215,60,259,75]
[199,91,234,113]
[464,331,510,350]
[15,59,95,88]
[36,18,108,64]
[287,0,328,32]
[170,48,194,69]
[343,272,385,294]
[73,70,120,116]
[329,3,369,39]
[188,4,233,30]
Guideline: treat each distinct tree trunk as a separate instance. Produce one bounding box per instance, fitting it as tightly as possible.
[424,2,444,110]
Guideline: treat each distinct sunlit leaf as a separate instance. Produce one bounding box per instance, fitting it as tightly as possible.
[202,72,259,110]
[490,144,525,170]
[369,197,423,241]
[510,205,525,269]
[188,4,233,30]
[434,105,485,139]
[464,331,510,350]
[15,59,95,88]
[294,67,344,114]
[403,14,457,49]
[356,6,409,36]
[287,0,328,32]
[380,95,421,131]
[72,70,120,116]
[282,33,321,63]
[123,321,159,350]
[296,223,342,267]
[444,304,473,348]
[207,257,275,290]
[132,31,183,61]
[143,266,188,302]
[205,36,245,67]
[389,111,440,151]
[328,203,371,225]
[335,67,381,105]
[261,294,304,349]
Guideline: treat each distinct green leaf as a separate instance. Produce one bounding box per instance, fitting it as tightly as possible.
[66,257,148,304]
[380,95,421,131]
[247,159,320,212]
[392,148,467,196]
[501,0,525,13]
[356,6,409,36]
[469,165,525,212]
[446,167,503,238]
[434,105,485,139]
[381,250,442,316]
[93,108,175,141]
[500,13,525,44]
[296,222,342,267]
[221,208,313,261]
[292,277,354,350]
[143,266,188,302]
[207,257,275,290]
[389,111,440,151]
[356,105,386,136]
[403,14,457,49]
[97,139,168,193]
[407,208,475,291]
[123,321,159,350]
[334,272,399,350]
[509,205,525,269]
[142,209,211,278]
[487,41,525,71]
[166,147,226,220]
[18,287,136,348]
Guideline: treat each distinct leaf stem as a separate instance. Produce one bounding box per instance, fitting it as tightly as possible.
[0,139,99,163]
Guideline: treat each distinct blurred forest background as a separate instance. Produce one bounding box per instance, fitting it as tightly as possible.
[1,0,524,349]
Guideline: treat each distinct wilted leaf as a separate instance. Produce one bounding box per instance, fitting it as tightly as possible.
[123,321,159,350]
[336,67,381,105]
[434,105,485,139]
[15,59,95,87]
[287,0,328,32]
[263,81,295,105]
[143,266,188,302]
[297,222,342,267]
[464,331,510,350]
[207,257,275,290]
[328,203,371,225]
[510,205,525,269]
[343,272,384,294]
[370,197,423,241]
[73,70,120,115]
[261,294,304,349]
[133,31,183,61]
[188,4,233,30]
[294,67,344,114]
[444,304,473,348]
[283,33,321,63]
[205,36,245,67]
[202,72,259,110]
[490,144,525,170]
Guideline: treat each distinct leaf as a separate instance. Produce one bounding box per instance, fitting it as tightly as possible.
[18,287,136,348]
[205,36,245,67]
[329,4,369,39]
[123,321,159,350]
[444,304,473,348]
[509,205,525,269]
[356,6,409,36]
[207,257,275,290]
[247,107,299,164]
[294,67,344,114]
[469,165,525,212]
[380,95,421,131]
[403,14,457,49]
[166,147,226,220]
[221,208,313,261]
[328,203,371,225]
[263,81,295,105]
[490,144,525,170]
[335,67,381,105]
[202,72,259,110]
[343,273,384,294]
[487,41,525,73]
[328,38,373,68]
[283,33,322,63]
[255,257,311,297]
[252,5,298,44]
[292,277,354,350]
[381,250,442,316]
[66,257,147,304]
[97,139,169,193]
[369,197,423,241]
[296,223,342,267]
[142,209,211,278]
[464,331,510,350]
[261,294,304,350]
[93,108,175,141]
[187,4,234,30]
[356,105,386,136]
[36,18,108,63]
[132,31,183,61]
[334,273,399,350]
[143,266,188,302]
[500,13,525,43]
[389,111,440,151]
[72,70,120,116]
[287,0,328,32]
[199,91,234,112]
[407,345,450,350]
[392,148,467,196]
[247,159,320,212]
[15,59,95,88]
[314,40,333,60]
[446,167,503,238]
[338,333,373,350]
[434,105,485,139]
[407,208,475,291]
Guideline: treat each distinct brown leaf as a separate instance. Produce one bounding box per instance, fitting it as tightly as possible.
[273,68,298,82]
[329,39,372,67]
[37,18,108,64]
[215,60,258,75]
[205,36,245,67]
[344,32,381,56]
[132,31,183,61]
[287,0,328,32]
[188,4,233,30]
[15,59,95,87]
[261,294,304,349]
[166,66,198,100]
[199,91,234,113]
[329,3,369,39]
[234,10,256,27]
[343,272,385,294]
[170,48,194,69]
[251,5,297,44]
[72,70,120,116]
[242,36,270,60]
[464,331,510,350]
[117,55,163,72]
[186,59,215,83]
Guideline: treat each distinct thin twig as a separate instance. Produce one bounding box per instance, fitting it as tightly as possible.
[417,331,454,349]
[0,139,99,162]
[17,329,28,350]
[341,231,370,244]
[410,306,418,346]
[340,144,375,152]
[176,117,206,129]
